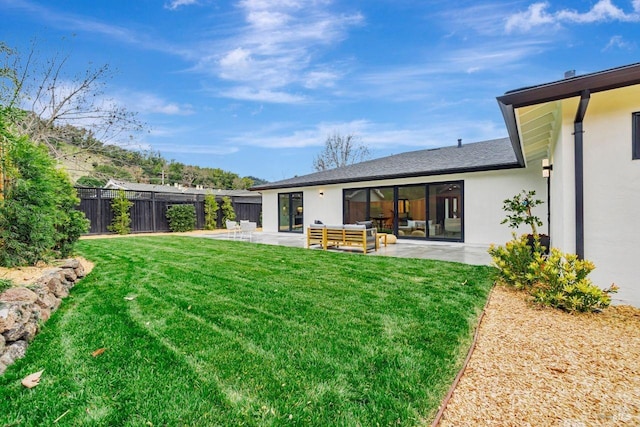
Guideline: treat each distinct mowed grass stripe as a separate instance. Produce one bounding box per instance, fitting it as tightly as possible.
[0,236,493,426]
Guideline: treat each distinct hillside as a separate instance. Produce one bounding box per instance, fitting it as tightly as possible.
[51,133,267,190]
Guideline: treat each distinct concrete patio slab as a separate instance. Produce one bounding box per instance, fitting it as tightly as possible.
[196,231,492,266]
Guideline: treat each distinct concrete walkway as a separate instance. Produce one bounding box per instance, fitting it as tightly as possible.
[196,230,492,266]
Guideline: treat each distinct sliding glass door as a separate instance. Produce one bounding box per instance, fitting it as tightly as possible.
[428,182,462,240]
[278,192,303,233]
[343,181,463,241]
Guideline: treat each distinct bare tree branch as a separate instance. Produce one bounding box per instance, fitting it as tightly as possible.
[0,41,145,161]
[313,132,370,171]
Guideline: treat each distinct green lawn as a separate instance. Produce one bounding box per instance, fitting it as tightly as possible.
[0,237,494,426]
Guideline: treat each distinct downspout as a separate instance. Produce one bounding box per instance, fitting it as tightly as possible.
[574,90,590,259]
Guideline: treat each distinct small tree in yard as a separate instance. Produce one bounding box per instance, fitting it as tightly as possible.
[221,196,235,225]
[204,194,219,230]
[108,190,133,235]
[500,190,543,235]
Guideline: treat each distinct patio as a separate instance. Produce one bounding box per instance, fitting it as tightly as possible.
[196,230,492,266]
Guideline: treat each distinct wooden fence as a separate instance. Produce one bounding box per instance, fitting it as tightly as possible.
[76,188,262,235]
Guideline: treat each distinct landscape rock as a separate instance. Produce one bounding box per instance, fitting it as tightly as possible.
[0,287,39,304]
[47,276,68,299]
[0,258,86,375]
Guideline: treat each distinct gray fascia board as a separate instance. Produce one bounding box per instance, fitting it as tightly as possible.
[497,62,640,108]
[497,100,526,167]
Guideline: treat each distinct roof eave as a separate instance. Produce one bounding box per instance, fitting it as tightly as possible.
[497,62,640,108]
[250,162,522,191]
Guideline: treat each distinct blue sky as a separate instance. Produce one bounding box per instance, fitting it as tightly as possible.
[1,0,639,182]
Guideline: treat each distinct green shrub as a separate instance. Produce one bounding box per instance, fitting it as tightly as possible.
[108,190,133,235]
[166,204,196,232]
[530,249,618,313]
[76,175,106,187]
[488,233,542,289]
[204,194,218,230]
[0,278,12,293]
[220,196,235,224]
[0,116,89,266]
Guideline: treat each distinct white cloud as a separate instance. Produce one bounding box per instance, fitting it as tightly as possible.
[165,0,199,10]
[227,118,506,150]
[219,87,306,103]
[122,92,195,116]
[199,0,363,102]
[603,35,636,50]
[506,0,640,33]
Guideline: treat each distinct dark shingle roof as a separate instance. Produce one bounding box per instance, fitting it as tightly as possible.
[251,137,519,191]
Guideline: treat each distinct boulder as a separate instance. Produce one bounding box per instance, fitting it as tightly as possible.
[0,287,39,304]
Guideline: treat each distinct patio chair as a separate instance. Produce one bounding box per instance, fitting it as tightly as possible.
[239,221,257,242]
[226,220,239,240]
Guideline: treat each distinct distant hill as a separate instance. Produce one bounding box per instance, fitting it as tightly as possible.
[49,125,268,190]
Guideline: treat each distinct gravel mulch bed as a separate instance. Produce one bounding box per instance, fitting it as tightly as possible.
[438,286,640,426]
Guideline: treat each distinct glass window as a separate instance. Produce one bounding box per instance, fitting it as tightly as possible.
[428,182,462,240]
[342,181,463,241]
[397,185,427,238]
[278,192,303,233]
[369,187,394,233]
[343,189,368,224]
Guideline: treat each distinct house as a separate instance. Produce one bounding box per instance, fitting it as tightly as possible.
[103,179,261,203]
[251,63,640,306]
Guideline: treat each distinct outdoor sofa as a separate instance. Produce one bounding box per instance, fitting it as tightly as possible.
[307,222,379,254]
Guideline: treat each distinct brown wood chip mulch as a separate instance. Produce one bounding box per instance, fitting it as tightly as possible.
[438,286,640,427]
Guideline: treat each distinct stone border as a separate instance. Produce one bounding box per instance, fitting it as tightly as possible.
[0,259,86,375]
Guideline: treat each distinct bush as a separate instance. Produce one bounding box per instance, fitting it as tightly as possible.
[204,194,219,230]
[220,196,235,224]
[108,190,133,235]
[488,233,542,289]
[530,249,618,313]
[0,120,89,266]
[490,235,617,313]
[166,204,196,232]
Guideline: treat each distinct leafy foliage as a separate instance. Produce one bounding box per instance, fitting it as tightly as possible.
[166,204,196,232]
[0,109,89,266]
[530,249,618,313]
[489,234,616,313]
[0,278,12,293]
[107,190,133,235]
[500,190,543,235]
[220,196,235,224]
[204,194,219,230]
[76,175,106,187]
[489,233,542,289]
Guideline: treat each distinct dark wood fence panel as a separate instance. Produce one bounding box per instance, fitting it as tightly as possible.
[76,187,261,235]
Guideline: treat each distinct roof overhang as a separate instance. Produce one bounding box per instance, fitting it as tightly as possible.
[497,62,640,166]
[250,162,520,191]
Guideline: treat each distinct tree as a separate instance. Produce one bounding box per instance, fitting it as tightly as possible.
[313,133,370,171]
[204,194,219,230]
[108,189,133,235]
[0,41,144,161]
[221,196,236,224]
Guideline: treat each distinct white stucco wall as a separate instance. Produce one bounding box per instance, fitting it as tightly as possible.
[259,166,547,247]
[550,85,640,306]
